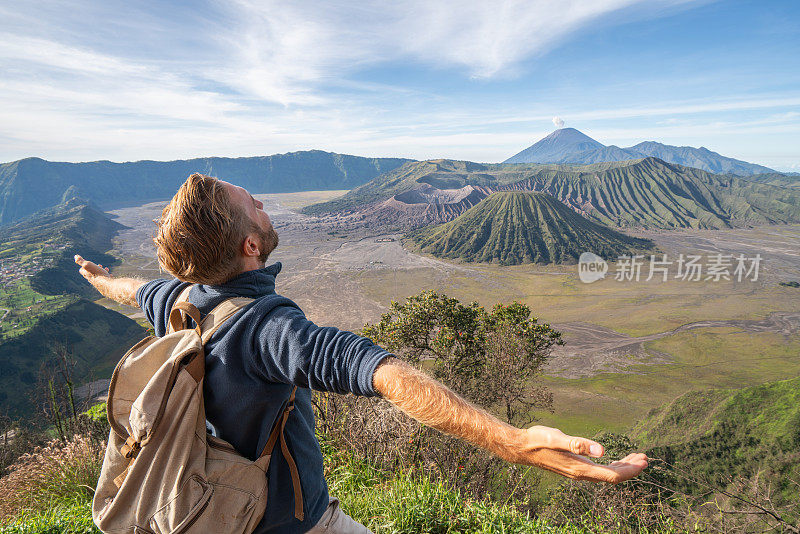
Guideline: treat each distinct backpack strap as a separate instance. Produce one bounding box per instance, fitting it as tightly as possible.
[259,386,304,521]
[167,284,195,334]
[199,297,254,344]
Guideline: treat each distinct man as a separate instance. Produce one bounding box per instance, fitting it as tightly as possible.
[76,173,648,534]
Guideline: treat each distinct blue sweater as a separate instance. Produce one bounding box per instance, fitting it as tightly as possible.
[136,262,391,534]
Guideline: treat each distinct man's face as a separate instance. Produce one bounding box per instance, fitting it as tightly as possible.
[220,181,279,263]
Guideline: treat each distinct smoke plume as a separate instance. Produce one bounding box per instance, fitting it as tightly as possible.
[552,116,565,129]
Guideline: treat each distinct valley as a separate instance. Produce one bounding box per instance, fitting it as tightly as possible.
[104,192,800,439]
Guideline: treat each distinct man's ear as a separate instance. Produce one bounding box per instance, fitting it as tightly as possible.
[242,234,260,258]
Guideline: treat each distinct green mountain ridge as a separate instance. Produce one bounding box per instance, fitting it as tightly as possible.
[0,199,122,299]
[0,151,412,225]
[408,191,654,265]
[304,157,800,230]
[629,376,800,507]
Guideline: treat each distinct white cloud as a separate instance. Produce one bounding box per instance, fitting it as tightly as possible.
[2,0,797,169]
[216,0,707,106]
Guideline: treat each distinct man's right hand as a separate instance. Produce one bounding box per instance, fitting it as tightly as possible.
[73,254,144,307]
[74,254,111,282]
[374,357,649,484]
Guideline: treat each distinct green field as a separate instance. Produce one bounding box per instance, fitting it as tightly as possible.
[0,280,74,340]
[539,328,800,435]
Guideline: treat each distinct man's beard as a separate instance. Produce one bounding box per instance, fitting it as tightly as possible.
[257,225,279,264]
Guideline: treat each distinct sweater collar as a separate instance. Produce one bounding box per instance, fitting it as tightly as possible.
[195,262,282,299]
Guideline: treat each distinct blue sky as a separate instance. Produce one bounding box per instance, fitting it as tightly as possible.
[1,0,798,170]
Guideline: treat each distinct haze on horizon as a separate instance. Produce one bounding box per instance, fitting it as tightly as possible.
[0,0,798,171]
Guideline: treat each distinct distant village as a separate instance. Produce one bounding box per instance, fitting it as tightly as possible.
[0,243,69,287]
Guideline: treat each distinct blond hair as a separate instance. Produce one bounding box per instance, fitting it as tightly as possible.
[154,174,250,284]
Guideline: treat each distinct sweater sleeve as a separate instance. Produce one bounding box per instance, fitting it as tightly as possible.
[252,303,392,397]
[136,278,186,336]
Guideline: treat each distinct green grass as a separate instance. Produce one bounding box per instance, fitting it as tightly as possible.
[0,501,99,534]
[321,437,680,534]
[0,430,677,534]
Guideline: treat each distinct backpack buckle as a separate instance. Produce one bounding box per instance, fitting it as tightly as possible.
[121,436,141,459]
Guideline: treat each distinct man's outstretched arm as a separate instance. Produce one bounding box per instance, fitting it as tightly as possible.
[74,255,145,307]
[373,357,648,484]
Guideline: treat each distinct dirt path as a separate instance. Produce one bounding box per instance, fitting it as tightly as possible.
[546,311,800,378]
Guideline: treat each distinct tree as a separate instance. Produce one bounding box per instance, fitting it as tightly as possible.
[362,291,562,426]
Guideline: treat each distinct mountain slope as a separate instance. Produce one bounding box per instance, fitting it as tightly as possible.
[735,172,800,188]
[301,159,503,216]
[0,199,146,420]
[504,129,776,175]
[305,157,800,230]
[629,141,775,175]
[0,199,123,298]
[513,157,800,229]
[629,377,800,507]
[503,128,609,164]
[0,151,412,225]
[408,191,654,265]
[0,299,145,419]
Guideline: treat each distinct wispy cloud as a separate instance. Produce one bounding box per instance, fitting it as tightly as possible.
[219,0,703,104]
[0,0,797,170]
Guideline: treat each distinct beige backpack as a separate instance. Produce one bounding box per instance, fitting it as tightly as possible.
[93,286,304,534]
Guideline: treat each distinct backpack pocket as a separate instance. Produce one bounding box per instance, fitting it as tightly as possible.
[149,475,212,534]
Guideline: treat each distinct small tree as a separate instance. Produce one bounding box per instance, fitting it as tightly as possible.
[362,291,562,426]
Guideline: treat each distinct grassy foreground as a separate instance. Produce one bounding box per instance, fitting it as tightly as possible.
[0,431,679,534]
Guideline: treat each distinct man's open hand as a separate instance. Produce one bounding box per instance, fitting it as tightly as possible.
[73,254,143,306]
[511,425,648,484]
[74,254,111,281]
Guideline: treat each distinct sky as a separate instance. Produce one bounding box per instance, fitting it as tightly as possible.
[1,0,798,170]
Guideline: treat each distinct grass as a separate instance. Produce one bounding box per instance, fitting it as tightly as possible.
[321,436,680,534]
[0,430,671,534]
[0,501,99,534]
[0,435,103,533]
